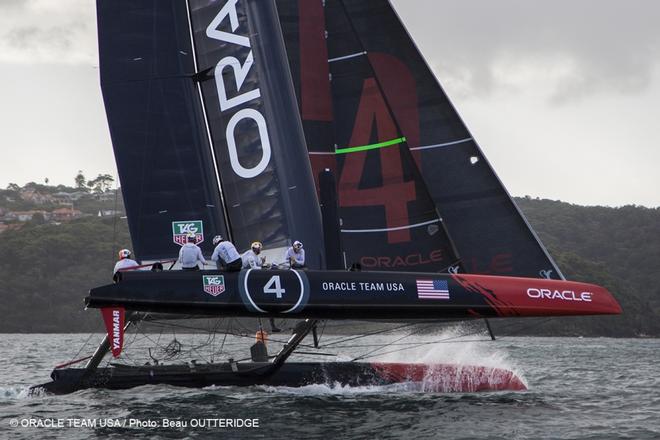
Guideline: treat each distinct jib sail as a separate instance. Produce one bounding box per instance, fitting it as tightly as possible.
[276,0,562,279]
[188,0,325,267]
[98,0,229,261]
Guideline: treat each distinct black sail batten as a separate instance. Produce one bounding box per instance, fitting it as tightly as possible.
[276,0,562,279]
[187,0,325,267]
[97,0,230,261]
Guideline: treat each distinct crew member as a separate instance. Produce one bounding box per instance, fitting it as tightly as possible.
[211,235,242,272]
[242,241,267,269]
[178,233,207,271]
[284,240,305,269]
[113,249,139,282]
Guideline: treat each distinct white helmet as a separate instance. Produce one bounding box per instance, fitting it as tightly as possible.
[293,240,303,250]
[213,235,223,246]
[118,249,131,259]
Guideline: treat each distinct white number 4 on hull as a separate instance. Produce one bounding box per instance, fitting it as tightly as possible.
[264,275,285,299]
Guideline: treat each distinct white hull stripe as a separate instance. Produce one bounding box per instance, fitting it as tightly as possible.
[341,219,440,233]
[328,51,367,63]
[409,138,473,151]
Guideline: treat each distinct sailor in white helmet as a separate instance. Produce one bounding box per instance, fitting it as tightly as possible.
[211,235,242,272]
[177,233,207,271]
[284,240,306,269]
[113,248,139,281]
[242,241,267,269]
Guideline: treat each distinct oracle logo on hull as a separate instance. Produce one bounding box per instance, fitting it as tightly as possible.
[526,288,593,302]
[206,0,271,179]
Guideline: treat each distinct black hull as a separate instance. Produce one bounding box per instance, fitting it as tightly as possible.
[88,270,621,319]
[34,362,526,395]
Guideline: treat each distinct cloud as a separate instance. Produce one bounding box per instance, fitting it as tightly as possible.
[0,0,96,65]
[393,0,660,104]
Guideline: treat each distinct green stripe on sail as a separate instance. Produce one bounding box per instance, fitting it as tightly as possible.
[334,137,406,155]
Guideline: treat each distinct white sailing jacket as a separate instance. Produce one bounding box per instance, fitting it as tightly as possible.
[178,243,207,269]
[211,241,241,264]
[283,247,305,266]
[242,250,265,269]
[113,258,139,275]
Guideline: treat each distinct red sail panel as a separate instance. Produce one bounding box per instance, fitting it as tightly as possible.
[277,0,460,272]
[299,0,333,121]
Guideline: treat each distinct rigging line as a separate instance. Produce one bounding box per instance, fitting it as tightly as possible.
[409,138,473,151]
[334,137,406,155]
[352,328,493,361]
[350,322,437,361]
[318,322,426,348]
[67,332,97,366]
[341,218,439,233]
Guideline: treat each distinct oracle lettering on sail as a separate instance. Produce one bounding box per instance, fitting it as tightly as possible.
[206,0,271,179]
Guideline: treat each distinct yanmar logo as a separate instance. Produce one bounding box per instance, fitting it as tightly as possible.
[206,0,271,179]
[527,288,593,302]
[111,310,122,350]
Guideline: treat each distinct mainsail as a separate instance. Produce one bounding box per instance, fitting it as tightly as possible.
[276,0,563,279]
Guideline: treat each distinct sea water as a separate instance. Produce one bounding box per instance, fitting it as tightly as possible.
[1,334,658,439]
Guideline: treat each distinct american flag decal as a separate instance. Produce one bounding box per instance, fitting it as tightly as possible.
[416,279,450,300]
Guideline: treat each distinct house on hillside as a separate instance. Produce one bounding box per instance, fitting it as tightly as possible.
[52,207,82,222]
[5,210,49,222]
[94,191,117,202]
[69,191,89,201]
[0,223,22,234]
[97,209,123,217]
[19,189,54,205]
[52,192,73,205]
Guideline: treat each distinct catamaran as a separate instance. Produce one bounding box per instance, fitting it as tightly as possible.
[35,0,620,394]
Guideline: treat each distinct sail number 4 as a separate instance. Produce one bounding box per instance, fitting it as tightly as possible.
[264,275,285,299]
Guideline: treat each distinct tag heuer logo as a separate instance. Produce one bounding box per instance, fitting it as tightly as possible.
[203,275,225,297]
[172,220,204,246]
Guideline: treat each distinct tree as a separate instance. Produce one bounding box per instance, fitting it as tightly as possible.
[28,212,46,226]
[87,174,115,194]
[74,171,88,191]
[6,183,20,192]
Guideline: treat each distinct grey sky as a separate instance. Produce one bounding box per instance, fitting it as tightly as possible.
[0,0,658,207]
